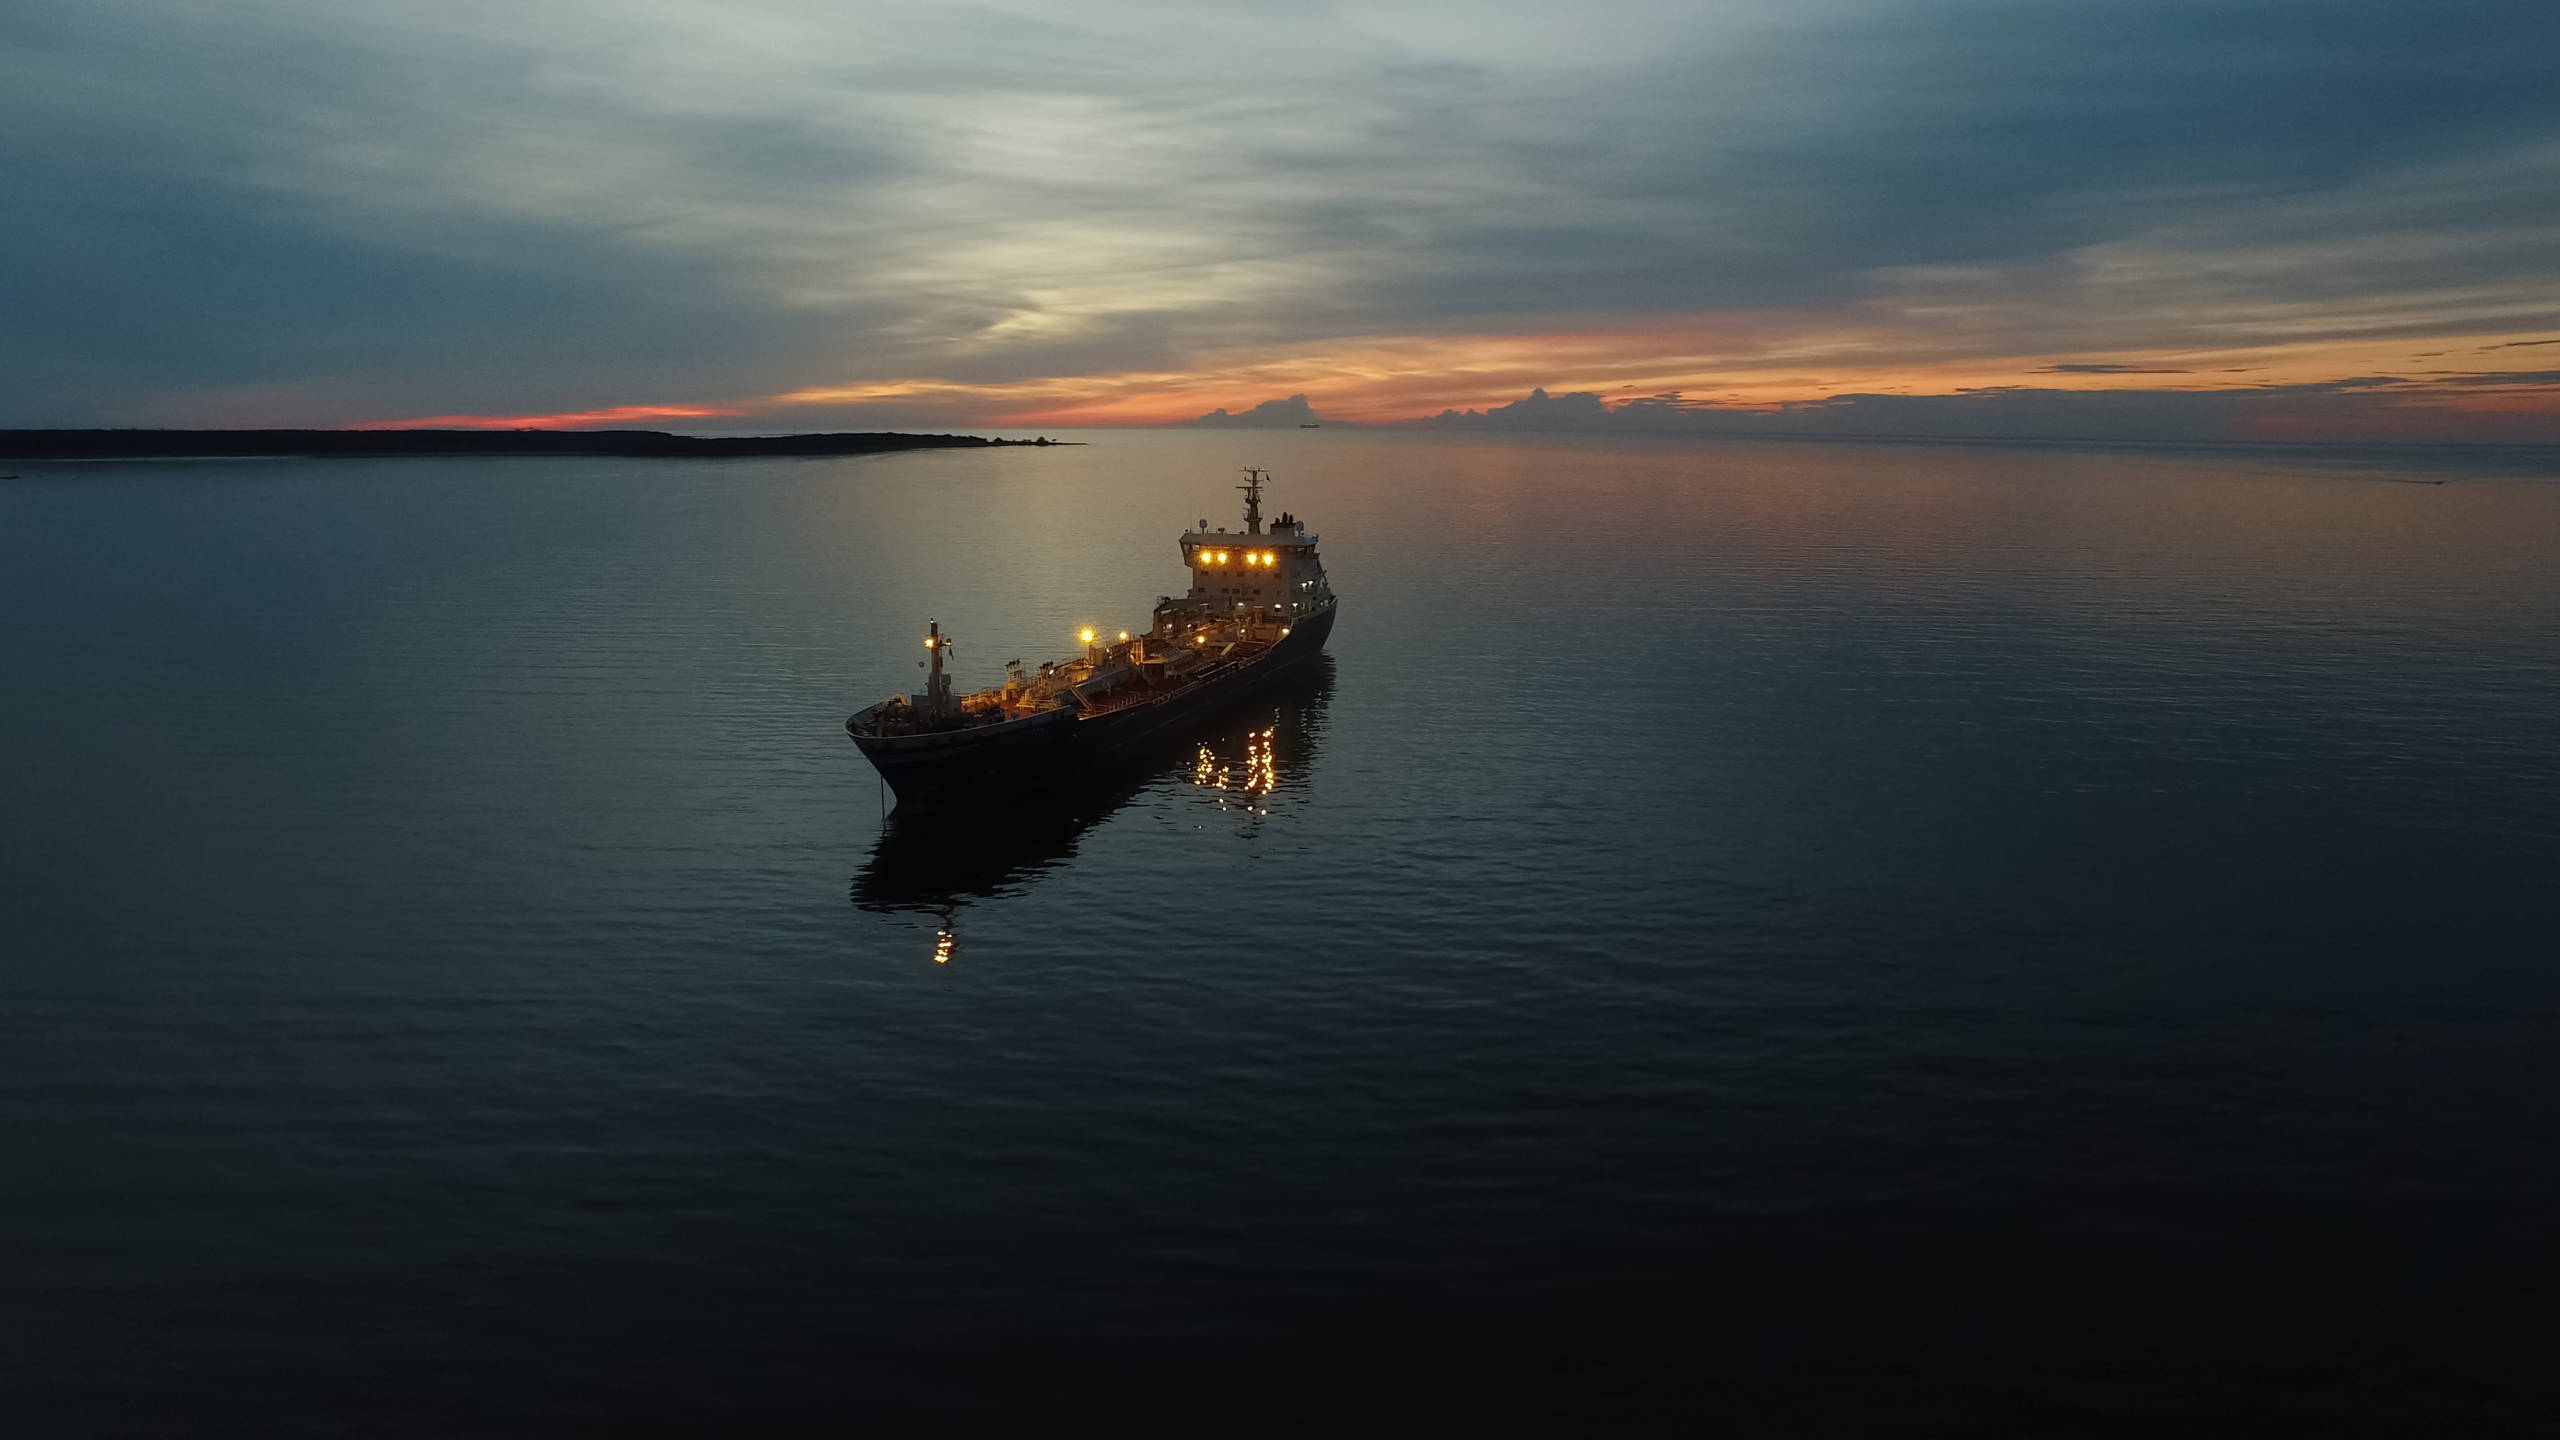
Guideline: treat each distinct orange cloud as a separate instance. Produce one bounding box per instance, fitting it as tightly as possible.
[340,322,2560,441]
[355,404,744,430]
[763,317,2560,430]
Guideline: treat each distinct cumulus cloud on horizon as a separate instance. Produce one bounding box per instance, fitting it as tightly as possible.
[1181,395,1323,428]
[3,1,2557,437]
[1408,380,2560,445]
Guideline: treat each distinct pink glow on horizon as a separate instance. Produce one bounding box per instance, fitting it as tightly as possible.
[780,319,2560,435]
[355,404,745,431]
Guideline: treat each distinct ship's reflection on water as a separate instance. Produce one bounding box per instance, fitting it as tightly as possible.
[851,657,1333,963]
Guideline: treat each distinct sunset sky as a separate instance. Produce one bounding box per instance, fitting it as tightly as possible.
[6,1,2557,440]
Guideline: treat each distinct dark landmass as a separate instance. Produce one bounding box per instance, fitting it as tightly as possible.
[0,429,1064,460]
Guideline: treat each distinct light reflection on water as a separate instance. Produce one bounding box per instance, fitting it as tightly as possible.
[1195,724,1282,816]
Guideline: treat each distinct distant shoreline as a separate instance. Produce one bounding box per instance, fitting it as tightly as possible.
[0,429,1070,461]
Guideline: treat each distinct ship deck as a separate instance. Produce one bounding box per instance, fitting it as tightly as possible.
[851,626,1297,738]
[1069,637,1275,718]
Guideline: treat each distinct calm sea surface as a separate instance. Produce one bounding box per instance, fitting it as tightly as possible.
[5,431,2559,1430]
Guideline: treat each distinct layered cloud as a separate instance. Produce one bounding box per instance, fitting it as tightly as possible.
[1418,376,2560,445]
[3,1,2556,439]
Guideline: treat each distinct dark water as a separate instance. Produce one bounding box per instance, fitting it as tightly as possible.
[5,432,2558,1431]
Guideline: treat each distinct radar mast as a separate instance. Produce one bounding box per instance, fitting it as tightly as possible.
[1237,467,1269,535]
[921,620,953,721]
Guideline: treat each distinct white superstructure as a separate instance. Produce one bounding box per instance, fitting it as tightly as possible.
[1165,467,1335,630]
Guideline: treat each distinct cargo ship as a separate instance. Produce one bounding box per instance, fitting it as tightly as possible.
[847,468,1338,808]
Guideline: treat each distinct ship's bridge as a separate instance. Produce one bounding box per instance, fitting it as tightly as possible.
[1175,477,1332,626]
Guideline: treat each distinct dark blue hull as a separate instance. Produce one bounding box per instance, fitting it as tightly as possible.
[850,603,1336,809]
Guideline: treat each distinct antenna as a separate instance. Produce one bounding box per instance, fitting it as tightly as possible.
[1236,466,1268,535]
